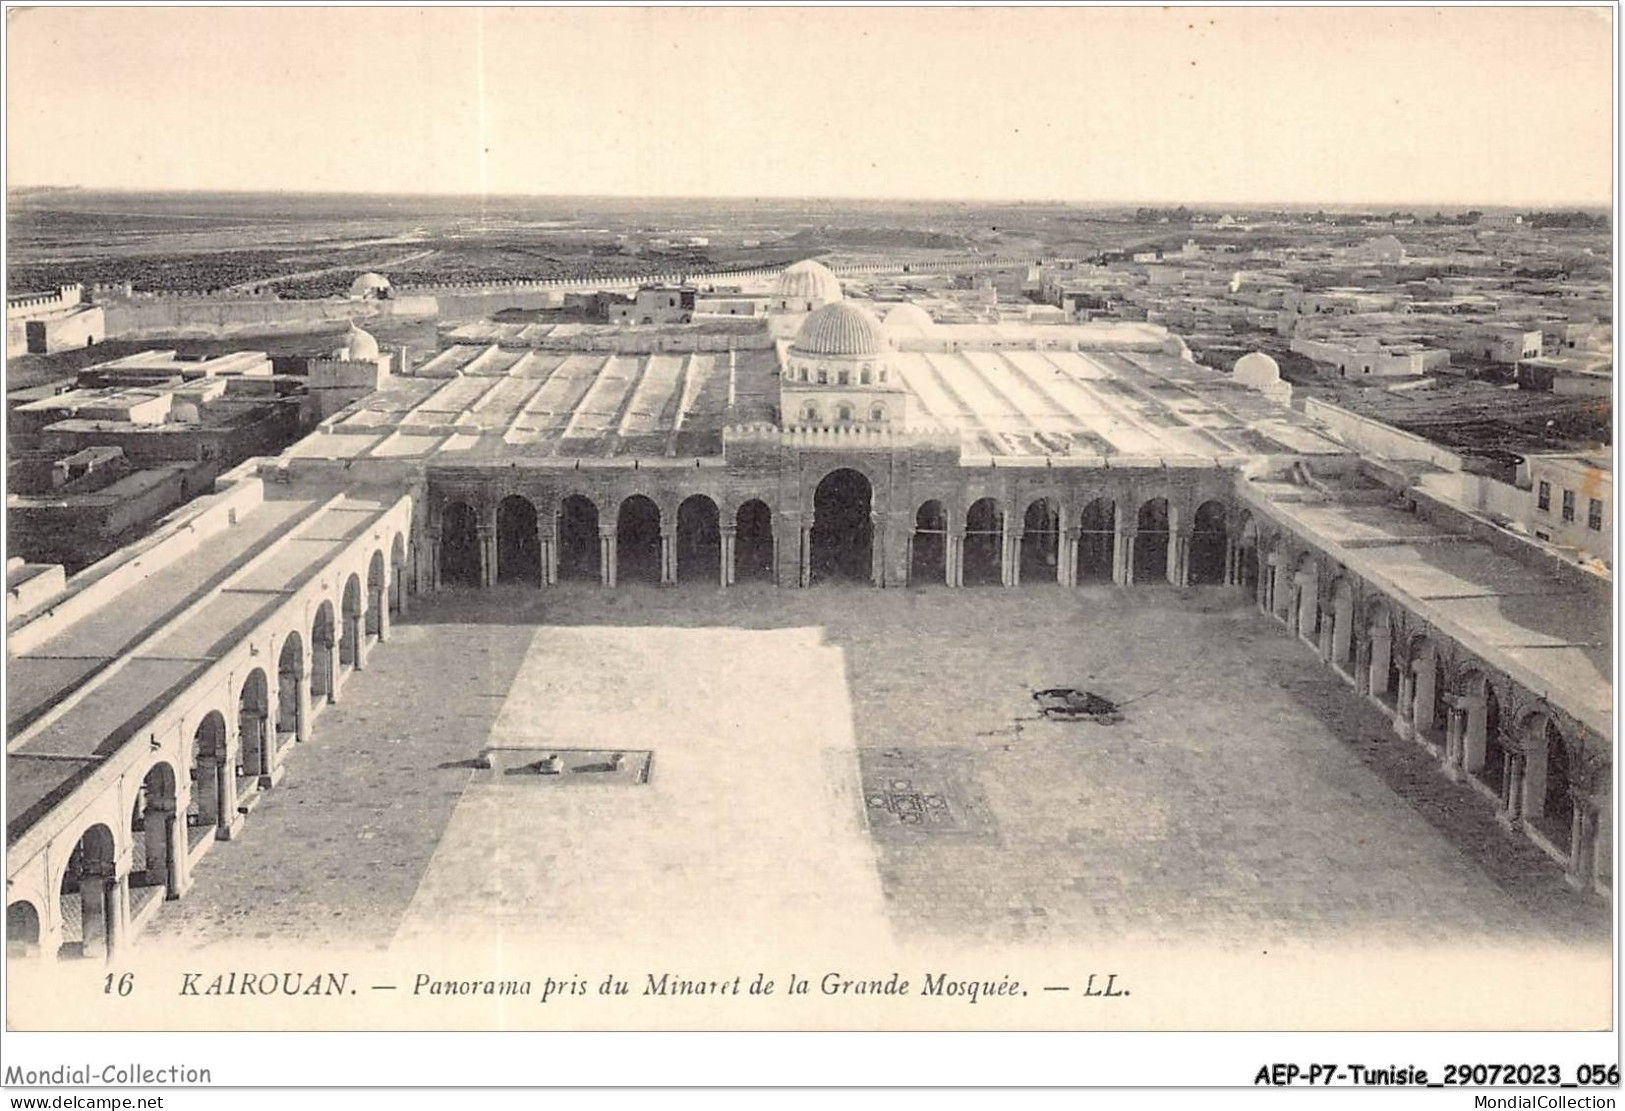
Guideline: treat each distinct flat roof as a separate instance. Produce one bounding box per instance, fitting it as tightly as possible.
[1254,488,1611,739]
[6,486,404,844]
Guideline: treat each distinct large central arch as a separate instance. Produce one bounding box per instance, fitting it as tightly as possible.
[811,468,874,584]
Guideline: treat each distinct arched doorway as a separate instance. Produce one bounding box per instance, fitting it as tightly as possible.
[676,495,720,585]
[1534,719,1575,849]
[496,495,541,585]
[1020,498,1059,585]
[1189,500,1228,585]
[1459,670,1501,792]
[339,575,362,669]
[1076,498,1115,583]
[963,497,1003,586]
[188,711,228,843]
[310,603,335,704]
[238,668,271,789]
[558,495,601,582]
[438,501,481,587]
[129,762,180,904]
[911,500,948,585]
[811,469,874,584]
[57,824,118,960]
[617,496,662,585]
[6,902,40,959]
[735,500,774,582]
[366,550,386,636]
[1134,498,1170,584]
[277,632,305,743]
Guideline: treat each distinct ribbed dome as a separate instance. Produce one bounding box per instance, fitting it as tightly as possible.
[349,271,390,296]
[884,303,934,329]
[347,323,380,362]
[774,260,842,307]
[791,301,889,357]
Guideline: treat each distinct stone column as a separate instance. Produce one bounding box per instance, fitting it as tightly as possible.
[1368,632,1391,701]
[260,706,284,787]
[660,529,676,586]
[600,531,617,587]
[1442,702,1466,780]
[1461,695,1487,775]
[1501,752,1526,827]
[1318,610,1335,662]
[429,528,443,591]
[351,610,369,671]
[375,584,391,643]
[1394,669,1415,740]
[215,739,241,840]
[948,530,965,587]
[1118,532,1135,586]
[539,528,557,586]
[1567,804,1597,890]
[799,524,812,588]
[1006,525,1023,587]
[1061,528,1078,586]
[720,525,736,587]
[143,800,181,900]
[1295,577,1318,642]
[1411,659,1437,744]
[1166,529,1184,585]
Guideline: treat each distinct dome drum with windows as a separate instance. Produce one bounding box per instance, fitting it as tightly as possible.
[779,301,907,428]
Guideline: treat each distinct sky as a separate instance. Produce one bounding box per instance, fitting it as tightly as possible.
[5,6,1614,205]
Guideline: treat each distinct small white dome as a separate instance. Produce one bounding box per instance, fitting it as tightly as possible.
[1233,351,1281,387]
[349,272,391,297]
[346,323,380,362]
[884,303,934,329]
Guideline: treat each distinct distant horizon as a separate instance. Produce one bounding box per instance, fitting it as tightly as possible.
[8,184,1612,213]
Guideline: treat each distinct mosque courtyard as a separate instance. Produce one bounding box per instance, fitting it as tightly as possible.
[139,581,1609,964]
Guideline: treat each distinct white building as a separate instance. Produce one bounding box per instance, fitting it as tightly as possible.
[1528,451,1611,565]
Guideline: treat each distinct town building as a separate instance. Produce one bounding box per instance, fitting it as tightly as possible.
[1527,450,1612,561]
[7,284,105,357]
